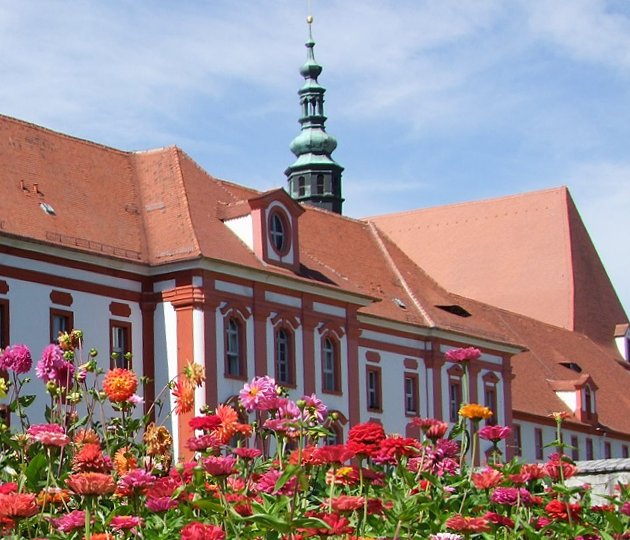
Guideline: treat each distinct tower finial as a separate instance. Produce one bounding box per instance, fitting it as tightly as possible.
[285,12,344,214]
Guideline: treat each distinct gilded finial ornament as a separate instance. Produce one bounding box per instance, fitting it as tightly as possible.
[307,15,313,24]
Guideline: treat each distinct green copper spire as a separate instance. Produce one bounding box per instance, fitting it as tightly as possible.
[285,15,344,214]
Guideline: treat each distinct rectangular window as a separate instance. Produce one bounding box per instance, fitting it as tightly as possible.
[513,424,522,456]
[50,308,74,343]
[622,445,629,459]
[571,435,579,461]
[449,380,462,422]
[110,321,132,369]
[0,299,9,349]
[586,438,594,460]
[275,328,294,386]
[404,373,419,415]
[604,442,612,459]
[322,337,340,393]
[366,366,382,411]
[535,428,544,460]
[225,318,245,378]
[484,386,498,425]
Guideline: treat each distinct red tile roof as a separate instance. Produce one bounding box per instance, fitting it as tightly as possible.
[368,187,628,343]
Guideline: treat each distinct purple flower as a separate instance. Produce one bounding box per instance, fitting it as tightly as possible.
[490,486,533,506]
[52,510,87,532]
[117,469,155,495]
[445,346,481,363]
[146,496,179,512]
[0,344,32,374]
[36,344,75,388]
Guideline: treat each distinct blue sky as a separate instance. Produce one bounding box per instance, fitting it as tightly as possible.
[1,0,629,314]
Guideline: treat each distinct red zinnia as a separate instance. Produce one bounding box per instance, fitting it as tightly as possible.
[446,514,491,533]
[0,493,39,518]
[66,472,115,496]
[180,522,225,540]
[545,499,582,522]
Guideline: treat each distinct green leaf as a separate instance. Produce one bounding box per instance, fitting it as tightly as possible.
[246,513,291,533]
[25,453,48,491]
[274,463,300,492]
[18,394,36,408]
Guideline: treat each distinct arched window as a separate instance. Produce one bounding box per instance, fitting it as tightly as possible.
[297,176,306,197]
[584,385,593,413]
[275,327,294,386]
[225,318,245,378]
[322,336,340,393]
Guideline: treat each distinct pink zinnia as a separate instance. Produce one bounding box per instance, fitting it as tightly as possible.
[232,447,262,460]
[111,515,143,530]
[27,424,70,447]
[478,425,512,442]
[117,469,155,496]
[202,456,236,477]
[146,496,179,512]
[490,487,533,506]
[255,468,297,495]
[445,347,481,363]
[239,375,277,412]
[52,510,86,532]
[0,344,32,374]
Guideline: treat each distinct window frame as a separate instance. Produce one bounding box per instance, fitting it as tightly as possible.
[110,320,132,369]
[622,445,629,459]
[274,326,295,387]
[535,428,544,460]
[0,299,9,350]
[49,308,74,344]
[366,365,382,412]
[224,317,246,380]
[571,435,580,461]
[268,210,291,256]
[321,335,341,394]
[604,441,612,459]
[448,379,462,423]
[586,437,594,460]
[403,372,419,416]
[513,424,522,457]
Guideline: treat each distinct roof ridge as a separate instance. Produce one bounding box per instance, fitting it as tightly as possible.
[365,186,569,221]
[367,222,435,327]
[0,113,131,156]
[170,148,201,256]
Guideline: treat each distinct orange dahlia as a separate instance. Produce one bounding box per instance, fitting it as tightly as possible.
[103,368,138,403]
[214,404,239,443]
[459,403,493,421]
[172,378,195,415]
[184,361,206,388]
[113,447,138,476]
[73,428,100,446]
[144,423,173,457]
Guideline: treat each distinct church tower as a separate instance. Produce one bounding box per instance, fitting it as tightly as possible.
[285,16,344,214]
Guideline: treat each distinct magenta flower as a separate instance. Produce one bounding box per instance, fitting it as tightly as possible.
[52,510,87,532]
[445,346,482,363]
[490,486,534,506]
[0,344,32,374]
[302,393,328,423]
[146,496,179,512]
[117,469,156,495]
[202,456,236,476]
[478,425,512,442]
[239,375,278,412]
[255,468,297,495]
[111,515,143,530]
[36,344,75,388]
[27,424,70,447]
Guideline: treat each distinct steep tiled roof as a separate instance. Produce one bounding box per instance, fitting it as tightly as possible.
[496,307,630,434]
[368,187,628,343]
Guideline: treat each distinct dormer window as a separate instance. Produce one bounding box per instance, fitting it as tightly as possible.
[269,211,288,254]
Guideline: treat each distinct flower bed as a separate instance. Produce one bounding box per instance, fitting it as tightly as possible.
[0,335,628,539]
